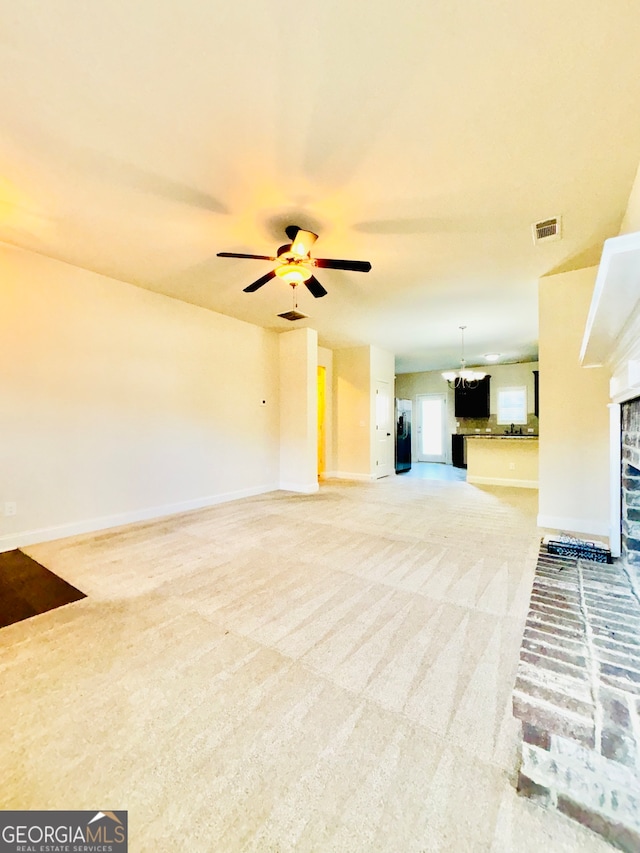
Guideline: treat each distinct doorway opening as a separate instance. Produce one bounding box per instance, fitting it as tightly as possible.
[416,394,447,463]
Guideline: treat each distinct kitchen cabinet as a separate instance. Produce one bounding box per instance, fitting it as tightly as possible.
[451,434,466,468]
[454,376,490,418]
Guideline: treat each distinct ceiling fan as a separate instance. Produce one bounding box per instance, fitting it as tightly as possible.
[217,225,372,298]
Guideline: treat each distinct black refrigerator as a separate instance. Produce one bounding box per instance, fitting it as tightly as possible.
[395,399,412,473]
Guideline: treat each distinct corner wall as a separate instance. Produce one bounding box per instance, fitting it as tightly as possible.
[538,266,610,536]
[333,346,371,478]
[279,328,319,492]
[332,345,395,479]
[0,244,281,551]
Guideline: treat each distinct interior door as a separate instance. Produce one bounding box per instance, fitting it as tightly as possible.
[375,379,393,478]
[416,394,447,463]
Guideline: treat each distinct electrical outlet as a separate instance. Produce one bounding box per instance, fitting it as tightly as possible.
[509,462,516,470]
[4,501,16,516]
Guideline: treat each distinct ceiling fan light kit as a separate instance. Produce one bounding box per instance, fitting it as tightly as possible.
[442,326,487,389]
[275,263,313,284]
[289,228,318,257]
[217,225,371,300]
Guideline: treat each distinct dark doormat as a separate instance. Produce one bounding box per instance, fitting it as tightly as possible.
[0,549,86,629]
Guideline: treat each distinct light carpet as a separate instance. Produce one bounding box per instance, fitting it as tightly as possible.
[0,477,614,852]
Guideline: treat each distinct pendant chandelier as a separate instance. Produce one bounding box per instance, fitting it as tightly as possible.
[442,326,487,389]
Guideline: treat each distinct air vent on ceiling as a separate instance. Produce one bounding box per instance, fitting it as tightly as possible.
[277,309,309,321]
[532,216,562,244]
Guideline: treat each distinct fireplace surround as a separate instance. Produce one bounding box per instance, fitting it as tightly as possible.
[513,230,640,850]
[622,397,640,588]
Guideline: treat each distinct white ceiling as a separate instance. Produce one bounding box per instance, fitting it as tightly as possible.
[1,1,640,372]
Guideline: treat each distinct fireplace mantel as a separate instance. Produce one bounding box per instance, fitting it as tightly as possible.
[580,230,640,403]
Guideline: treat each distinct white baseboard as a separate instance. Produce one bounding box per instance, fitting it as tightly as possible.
[536,514,610,537]
[278,481,320,494]
[0,484,279,554]
[467,475,539,489]
[324,471,376,482]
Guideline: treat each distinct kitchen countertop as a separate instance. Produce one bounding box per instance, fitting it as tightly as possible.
[463,434,538,439]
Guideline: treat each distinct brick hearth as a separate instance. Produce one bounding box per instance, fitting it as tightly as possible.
[513,546,640,851]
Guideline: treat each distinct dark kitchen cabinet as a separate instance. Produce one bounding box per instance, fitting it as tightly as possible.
[451,434,466,469]
[454,376,491,418]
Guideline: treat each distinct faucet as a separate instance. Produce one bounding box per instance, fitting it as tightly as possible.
[504,423,521,435]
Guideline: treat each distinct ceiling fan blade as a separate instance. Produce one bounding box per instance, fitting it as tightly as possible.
[217,252,276,261]
[284,225,300,242]
[314,258,372,272]
[304,275,328,298]
[243,270,276,292]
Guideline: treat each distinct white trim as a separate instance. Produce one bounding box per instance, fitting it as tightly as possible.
[279,481,320,494]
[0,484,278,554]
[536,514,610,537]
[467,475,538,489]
[323,471,376,482]
[609,403,622,558]
[580,230,640,367]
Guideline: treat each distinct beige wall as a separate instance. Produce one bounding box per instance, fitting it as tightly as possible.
[318,346,334,476]
[620,160,640,234]
[279,328,318,492]
[538,266,610,535]
[333,347,371,477]
[0,244,280,550]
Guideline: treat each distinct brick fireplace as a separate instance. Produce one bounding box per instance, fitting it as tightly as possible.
[622,397,640,587]
[512,544,640,851]
[513,230,640,851]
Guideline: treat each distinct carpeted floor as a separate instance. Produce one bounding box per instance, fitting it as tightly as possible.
[0,477,614,851]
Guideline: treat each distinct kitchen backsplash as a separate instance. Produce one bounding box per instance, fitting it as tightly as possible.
[456,414,539,435]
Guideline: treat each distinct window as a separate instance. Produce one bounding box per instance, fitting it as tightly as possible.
[497,386,527,424]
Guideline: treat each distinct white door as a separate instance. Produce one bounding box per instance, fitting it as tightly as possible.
[416,394,447,463]
[375,379,393,478]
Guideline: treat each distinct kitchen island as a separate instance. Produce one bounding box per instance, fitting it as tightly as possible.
[465,435,538,488]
